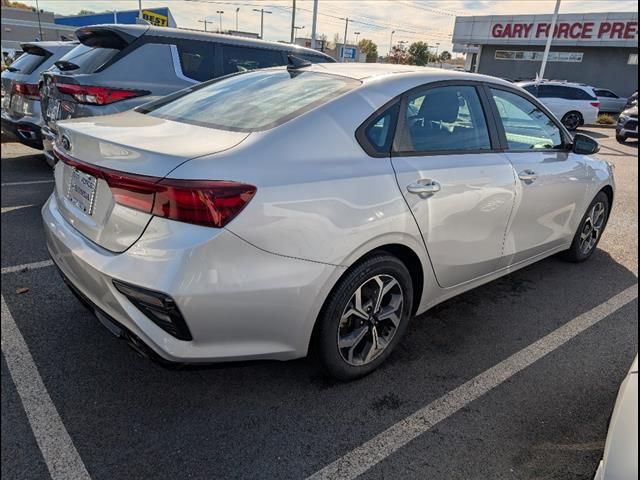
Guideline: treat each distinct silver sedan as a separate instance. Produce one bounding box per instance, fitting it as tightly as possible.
[43,63,614,380]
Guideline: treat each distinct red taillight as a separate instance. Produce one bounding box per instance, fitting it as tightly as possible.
[590,102,601,108]
[54,148,256,228]
[54,83,149,105]
[12,82,40,100]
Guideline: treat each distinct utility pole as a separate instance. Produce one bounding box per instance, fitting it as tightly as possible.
[311,0,319,50]
[253,8,272,39]
[198,19,210,32]
[290,0,297,43]
[138,0,142,20]
[113,10,118,23]
[341,17,349,62]
[235,7,240,32]
[35,0,43,40]
[216,10,224,33]
[388,30,395,63]
[539,0,561,81]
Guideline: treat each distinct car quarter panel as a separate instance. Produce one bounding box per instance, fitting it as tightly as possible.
[165,84,429,269]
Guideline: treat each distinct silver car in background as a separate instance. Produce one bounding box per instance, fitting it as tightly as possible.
[43,63,614,380]
[39,24,334,166]
[1,41,76,149]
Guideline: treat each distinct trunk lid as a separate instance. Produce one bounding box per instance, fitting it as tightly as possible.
[54,110,249,252]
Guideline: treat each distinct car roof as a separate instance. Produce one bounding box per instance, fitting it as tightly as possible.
[516,80,594,90]
[301,62,514,86]
[78,24,333,59]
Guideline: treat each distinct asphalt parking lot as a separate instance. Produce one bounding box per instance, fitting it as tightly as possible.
[1,129,637,480]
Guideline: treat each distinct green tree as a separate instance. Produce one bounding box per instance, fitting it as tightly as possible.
[439,50,452,62]
[357,38,378,63]
[387,44,408,64]
[77,9,96,15]
[407,41,431,66]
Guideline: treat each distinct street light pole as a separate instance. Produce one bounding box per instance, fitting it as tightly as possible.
[389,30,395,63]
[235,7,240,32]
[253,9,272,39]
[198,19,209,32]
[539,0,561,81]
[341,17,349,62]
[138,0,142,21]
[290,0,297,43]
[354,31,360,44]
[34,0,43,40]
[216,10,224,33]
[311,0,319,50]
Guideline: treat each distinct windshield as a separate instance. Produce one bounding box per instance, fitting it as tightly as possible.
[139,70,360,132]
[7,52,47,74]
[55,44,119,73]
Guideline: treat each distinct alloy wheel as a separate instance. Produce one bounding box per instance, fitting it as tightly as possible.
[337,274,404,366]
[579,201,606,255]
[563,112,581,130]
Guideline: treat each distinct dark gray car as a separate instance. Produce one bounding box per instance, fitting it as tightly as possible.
[1,41,77,149]
[40,24,335,165]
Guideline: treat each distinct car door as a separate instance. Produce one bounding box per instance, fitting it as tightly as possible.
[391,83,517,288]
[487,87,590,265]
[596,89,626,113]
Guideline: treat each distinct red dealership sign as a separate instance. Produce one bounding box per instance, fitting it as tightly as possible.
[491,21,638,40]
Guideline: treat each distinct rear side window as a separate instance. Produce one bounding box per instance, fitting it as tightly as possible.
[7,53,47,74]
[395,85,491,153]
[538,85,596,100]
[361,103,399,154]
[176,41,215,82]
[222,46,285,75]
[595,89,617,98]
[56,44,119,73]
[141,70,359,132]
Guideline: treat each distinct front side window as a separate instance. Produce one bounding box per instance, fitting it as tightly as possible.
[491,88,563,150]
[141,70,360,132]
[395,85,491,153]
[222,46,285,75]
[595,89,617,98]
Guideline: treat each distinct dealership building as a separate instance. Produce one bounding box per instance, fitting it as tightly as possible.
[452,12,638,96]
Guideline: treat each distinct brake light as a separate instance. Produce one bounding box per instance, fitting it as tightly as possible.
[12,82,40,100]
[54,83,149,105]
[54,148,256,228]
[590,102,600,108]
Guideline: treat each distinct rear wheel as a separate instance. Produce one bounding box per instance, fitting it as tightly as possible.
[315,253,413,381]
[616,134,627,143]
[560,191,609,262]
[561,111,583,131]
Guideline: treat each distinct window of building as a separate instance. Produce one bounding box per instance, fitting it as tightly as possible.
[629,54,638,65]
[495,50,583,63]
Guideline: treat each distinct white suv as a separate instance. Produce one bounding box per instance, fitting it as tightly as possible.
[517,81,600,130]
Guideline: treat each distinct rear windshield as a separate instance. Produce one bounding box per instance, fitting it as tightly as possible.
[55,44,119,73]
[7,52,47,75]
[140,70,360,132]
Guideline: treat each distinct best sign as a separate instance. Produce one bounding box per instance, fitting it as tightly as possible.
[491,21,638,40]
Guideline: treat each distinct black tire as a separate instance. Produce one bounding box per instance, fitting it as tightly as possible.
[560,191,610,262]
[561,111,583,131]
[616,134,627,144]
[315,253,413,381]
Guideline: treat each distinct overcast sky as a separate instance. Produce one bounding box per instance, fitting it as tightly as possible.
[18,0,639,54]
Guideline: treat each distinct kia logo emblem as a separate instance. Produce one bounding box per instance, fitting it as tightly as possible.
[60,135,71,151]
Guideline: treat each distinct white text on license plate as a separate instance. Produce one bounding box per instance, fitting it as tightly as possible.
[67,169,98,215]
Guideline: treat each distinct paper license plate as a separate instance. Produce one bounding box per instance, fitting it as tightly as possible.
[67,169,98,215]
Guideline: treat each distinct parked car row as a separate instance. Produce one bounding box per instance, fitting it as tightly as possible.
[1,24,334,162]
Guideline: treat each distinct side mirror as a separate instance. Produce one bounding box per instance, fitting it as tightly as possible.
[573,133,600,155]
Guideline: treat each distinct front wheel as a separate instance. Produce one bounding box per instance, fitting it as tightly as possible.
[560,191,610,262]
[561,111,583,131]
[616,134,627,144]
[315,253,413,381]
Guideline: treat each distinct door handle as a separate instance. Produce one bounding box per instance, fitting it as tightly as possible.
[406,179,441,195]
[518,169,537,183]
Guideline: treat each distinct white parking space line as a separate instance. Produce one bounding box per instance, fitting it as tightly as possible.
[1,260,54,275]
[1,295,92,480]
[1,179,55,187]
[1,204,36,214]
[307,284,638,480]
